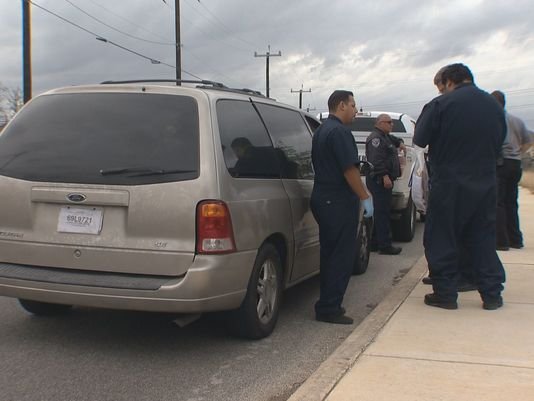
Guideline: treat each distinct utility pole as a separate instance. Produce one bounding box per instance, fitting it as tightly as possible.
[254,45,281,98]
[175,0,181,84]
[291,85,311,109]
[22,0,32,103]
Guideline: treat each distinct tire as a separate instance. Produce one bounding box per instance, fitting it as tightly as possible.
[353,217,371,275]
[230,243,282,340]
[19,299,72,316]
[392,196,416,242]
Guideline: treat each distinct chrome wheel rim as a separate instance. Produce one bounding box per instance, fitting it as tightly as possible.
[256,259,278,325]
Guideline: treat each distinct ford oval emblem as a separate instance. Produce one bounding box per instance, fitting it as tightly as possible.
[67,193,87,203]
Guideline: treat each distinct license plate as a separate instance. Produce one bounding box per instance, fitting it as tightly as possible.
[57,206,104,235]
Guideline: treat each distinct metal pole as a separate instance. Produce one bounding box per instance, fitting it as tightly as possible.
[175,0,181,84]
[266,50,270,97]
[22,0,32,103]
[254,45,281,98]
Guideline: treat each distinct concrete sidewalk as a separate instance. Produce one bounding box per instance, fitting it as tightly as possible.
[289,187,534,401]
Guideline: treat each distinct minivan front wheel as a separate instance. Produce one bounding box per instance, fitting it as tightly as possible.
[230,243,282,339]
[18,299,72,316]
[353,217,371,275]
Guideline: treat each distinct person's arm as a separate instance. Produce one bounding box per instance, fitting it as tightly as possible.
[343,165,369,200]
[390,134,404,148]
[414,100,439,148]
[344,165,373,218]
[519,122,533,152]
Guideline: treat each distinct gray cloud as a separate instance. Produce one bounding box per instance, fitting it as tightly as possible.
[1,0,534,122]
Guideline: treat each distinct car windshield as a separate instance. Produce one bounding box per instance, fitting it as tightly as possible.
[350,117,406,133]
[0,92,200,185]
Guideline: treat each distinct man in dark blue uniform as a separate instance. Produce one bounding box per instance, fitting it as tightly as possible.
[366,114,404,255]
[414,63,506,310]
[311,90,374,324]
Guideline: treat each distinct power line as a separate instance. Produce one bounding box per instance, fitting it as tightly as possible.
[162,0,252,53]
[64,0,177,46]
[188,0,258,49]
[27,0,203,80]
[86,0,172,42]
[82,0,238,84]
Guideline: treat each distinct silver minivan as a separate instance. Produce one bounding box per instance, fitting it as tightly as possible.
[0,80,371,339]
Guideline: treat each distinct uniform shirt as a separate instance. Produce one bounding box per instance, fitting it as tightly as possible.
[311,114,360,199]
[365,127,402,180]
[414,82,506,180]
[502,112,532,160]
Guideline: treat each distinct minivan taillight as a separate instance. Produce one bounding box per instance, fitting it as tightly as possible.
[196,200,236,254]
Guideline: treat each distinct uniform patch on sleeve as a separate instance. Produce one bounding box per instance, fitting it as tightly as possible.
[371,138,380,148]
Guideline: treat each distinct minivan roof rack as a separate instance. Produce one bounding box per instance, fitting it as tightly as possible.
[100,79,268,99]
[195,85,267,98]
[100,79,226,88]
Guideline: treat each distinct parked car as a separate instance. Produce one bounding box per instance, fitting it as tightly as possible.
[0,80,371,339]
[319,111,417,241]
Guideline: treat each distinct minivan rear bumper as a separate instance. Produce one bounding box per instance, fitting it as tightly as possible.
[0,251,257,313]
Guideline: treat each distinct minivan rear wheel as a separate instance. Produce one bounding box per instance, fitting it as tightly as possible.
[230,243,282,340]
[18,299,73,316]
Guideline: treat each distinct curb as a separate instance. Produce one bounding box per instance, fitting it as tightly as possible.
[287,255,428,401]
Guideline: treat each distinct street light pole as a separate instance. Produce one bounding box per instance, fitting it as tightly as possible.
[22,0,32,103]
[175,0,181,84]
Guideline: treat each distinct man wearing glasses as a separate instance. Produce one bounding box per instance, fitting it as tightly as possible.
[365,114,405,255]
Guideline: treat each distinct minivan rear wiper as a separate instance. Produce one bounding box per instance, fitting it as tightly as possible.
[100,167,195,176]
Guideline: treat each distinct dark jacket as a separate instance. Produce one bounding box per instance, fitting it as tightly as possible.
[365,127,402,181]
[414,82,506,183]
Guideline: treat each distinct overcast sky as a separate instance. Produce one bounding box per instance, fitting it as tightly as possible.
[1,0,533,124]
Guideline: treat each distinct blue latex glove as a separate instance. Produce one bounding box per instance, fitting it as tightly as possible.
[362,197,374,218]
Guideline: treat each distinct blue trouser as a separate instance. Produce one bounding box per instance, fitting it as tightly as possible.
[424,173,505,302]
[311,192,359,316]
[366,176,392,249]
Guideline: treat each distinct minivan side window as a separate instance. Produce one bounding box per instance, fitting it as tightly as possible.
[217,100,280,178]
[256,104,314,180]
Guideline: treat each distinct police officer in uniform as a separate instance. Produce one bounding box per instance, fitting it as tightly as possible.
[311,90,374,324]
[365,114,404,255]
[414,63,506,310]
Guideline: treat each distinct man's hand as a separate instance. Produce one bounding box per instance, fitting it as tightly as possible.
[383,175,393,189]
[362,198,374,218]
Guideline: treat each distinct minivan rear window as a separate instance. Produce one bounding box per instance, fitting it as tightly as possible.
[350,117,406,133]
[0,93,199,185]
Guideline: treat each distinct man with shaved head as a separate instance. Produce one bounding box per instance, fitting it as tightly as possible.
[365,113,405,255]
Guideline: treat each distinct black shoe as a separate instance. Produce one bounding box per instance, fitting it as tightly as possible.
[379,246,402,255]
[510,243,524,249]
[482,296,503,310]
[496,245,509,251]
[424,293,458,310]
[422,276,433,285]
[316,313,354,325]
[370,244,379,252]
[457,282,477,292]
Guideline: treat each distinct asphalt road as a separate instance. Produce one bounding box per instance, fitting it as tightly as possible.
[0,223,424,401]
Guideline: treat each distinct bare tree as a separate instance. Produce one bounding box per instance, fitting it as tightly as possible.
[0,83,23,123]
